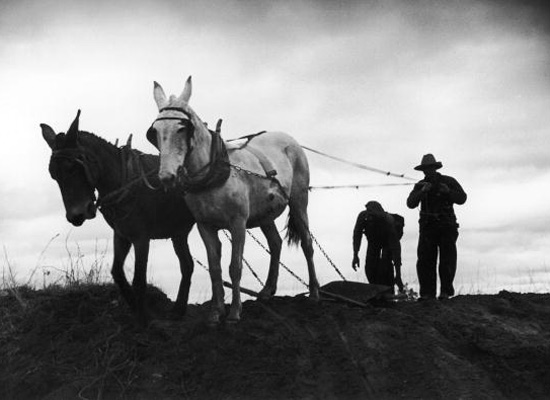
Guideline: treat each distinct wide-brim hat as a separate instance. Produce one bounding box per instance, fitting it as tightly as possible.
[414,153,443,171]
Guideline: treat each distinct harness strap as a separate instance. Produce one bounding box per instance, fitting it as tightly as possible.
[159,106,189,114]
[239,146,277,178]
[155,106,192,122]
[226,131,277,177]
[177,130,231,193]
[97,169,157,208]
[97,146,159,211]
[227,130,267,144]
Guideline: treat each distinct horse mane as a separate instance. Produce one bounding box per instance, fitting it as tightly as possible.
[75,130,160,177]
[76,130,117,151]
[78,131,156,161]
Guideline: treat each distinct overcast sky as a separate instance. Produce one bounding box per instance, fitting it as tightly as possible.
[1,0,549,301]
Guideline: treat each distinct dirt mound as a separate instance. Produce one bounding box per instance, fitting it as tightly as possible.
[1,282,550,399]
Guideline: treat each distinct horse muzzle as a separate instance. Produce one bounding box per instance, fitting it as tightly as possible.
[159,169,177,190]
[66,201,96,226]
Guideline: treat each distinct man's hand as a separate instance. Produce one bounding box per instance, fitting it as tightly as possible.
[352,254,360,271]
[439,183,450,194]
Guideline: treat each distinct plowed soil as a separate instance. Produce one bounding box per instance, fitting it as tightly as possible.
[1,282,549,399]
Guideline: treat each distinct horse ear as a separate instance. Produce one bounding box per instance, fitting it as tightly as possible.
[153,81,167,109]
[65,109,81,146]
[178,76,192,103]
[40,123,57,149]
[216,118,223,134]
[126,134,133,149]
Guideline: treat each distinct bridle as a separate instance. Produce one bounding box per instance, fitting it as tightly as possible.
[50,143,159,218]
[147,106,230,193]
[50,148,99,191]
[154,106,192,121]
[147,106,194,148]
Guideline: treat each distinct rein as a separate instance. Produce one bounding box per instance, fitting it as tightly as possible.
[51,144,159,215]
[97,147,160,211]
[150,108,284,196]
[96,166,158,210]
[180,127,288,198]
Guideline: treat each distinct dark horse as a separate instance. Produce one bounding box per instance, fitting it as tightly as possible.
[41,110,195,325]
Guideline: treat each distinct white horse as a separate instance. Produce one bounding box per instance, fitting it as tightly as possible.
[147,76,320,323]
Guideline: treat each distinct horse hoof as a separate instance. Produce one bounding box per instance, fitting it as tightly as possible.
[226,314,241,324]
[171,304,187,316]
[227,308,241,322]
[309,290,320,302]
[207,312,221,326]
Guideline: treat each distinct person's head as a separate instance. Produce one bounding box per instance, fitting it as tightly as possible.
[414,154,442,178]
[365,201,385,219]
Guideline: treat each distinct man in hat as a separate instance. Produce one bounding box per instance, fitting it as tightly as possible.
[352,201,405,294]
[407,154,467,300]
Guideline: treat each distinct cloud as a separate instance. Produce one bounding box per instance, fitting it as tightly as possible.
[0,185,59,222]
[1,0,550,295]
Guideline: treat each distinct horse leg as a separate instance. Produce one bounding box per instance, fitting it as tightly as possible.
[227,220,246,322]
[111,233,134,308]
[132,237,150,326]
[197,224,225,324]
[171,225,194,316]
[289,198,320,300]
[258,221,282,299]
[298,213,320,300]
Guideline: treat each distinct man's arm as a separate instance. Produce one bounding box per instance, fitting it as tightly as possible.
[352,212,365,271]
[407,181,429,209]
[448,177,467,205]
[353,212,365,254]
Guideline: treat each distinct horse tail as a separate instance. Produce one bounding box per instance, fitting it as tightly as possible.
[284,141,312,248]
[285,210,302,247]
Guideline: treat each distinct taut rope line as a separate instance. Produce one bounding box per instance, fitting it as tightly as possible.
[301,145,416,181]
[309,183,414,190]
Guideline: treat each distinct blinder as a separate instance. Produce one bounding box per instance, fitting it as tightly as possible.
[146,106,195,149]
[146,126,158,148]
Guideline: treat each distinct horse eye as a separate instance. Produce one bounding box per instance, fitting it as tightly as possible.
[178,123,194,137]
[173,132,186,144]
[59,164,78,177]
[68,164,80,174]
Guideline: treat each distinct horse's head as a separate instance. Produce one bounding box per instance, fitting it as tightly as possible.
[147,76,209,189]
[41,110,97,226]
